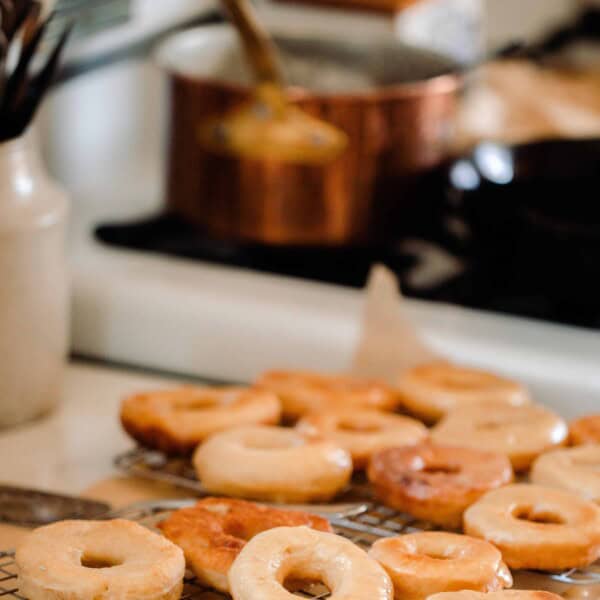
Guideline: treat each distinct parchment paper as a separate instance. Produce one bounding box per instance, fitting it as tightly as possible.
[351,264,441,381]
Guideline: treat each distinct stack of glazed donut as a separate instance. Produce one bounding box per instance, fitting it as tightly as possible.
[16,361,600,600]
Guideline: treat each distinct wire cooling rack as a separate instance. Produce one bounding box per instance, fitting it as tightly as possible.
[114,447,600,595]
[0,496,420,600]
[3,449,600,599]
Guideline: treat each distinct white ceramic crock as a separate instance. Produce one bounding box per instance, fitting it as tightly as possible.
[0,131,69,427]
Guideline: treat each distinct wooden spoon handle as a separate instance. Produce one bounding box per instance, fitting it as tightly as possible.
[220,0,283,85]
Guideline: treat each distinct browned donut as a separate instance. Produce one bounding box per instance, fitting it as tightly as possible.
[255,370,401,421]
[159,497,332,593]
[16,519,185,600]
[569,415,600,446]
[120,386,280,454]
[432,402,567,472]
[531,445,600,503]
[396,362,530,423]
[193,425,352,503]
[369,532,512,600]
[296,408,428,469]
[367,444,513,529]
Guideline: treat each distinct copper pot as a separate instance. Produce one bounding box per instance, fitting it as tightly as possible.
[157,25,462,246]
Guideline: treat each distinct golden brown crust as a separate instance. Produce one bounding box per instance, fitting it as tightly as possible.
[432,402,568,472]
[369,532,512,600]
[530,445,600,503]
[367,444,513,529]
[229,526,393,600]
[464,484,600,571]
[569,414,600,446]
[255,370,401,421]
[159,498,332,593]
[396,362,530,423]
[16,519,185,600]
[193,425,353,503]
[120,386,281,454]
[296,408,428,469]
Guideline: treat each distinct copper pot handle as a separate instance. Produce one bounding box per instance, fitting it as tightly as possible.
[219,0,282,85]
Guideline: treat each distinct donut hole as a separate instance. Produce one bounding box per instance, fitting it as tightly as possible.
[422,464,461,475]
[283,576,331,597]
[513,507,566,525]
[337,421,381,433]
[427,368,491,390]
[80,553,123,569]
[422,550,453,560]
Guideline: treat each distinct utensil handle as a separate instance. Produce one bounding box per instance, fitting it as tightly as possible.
[219,0,282,85]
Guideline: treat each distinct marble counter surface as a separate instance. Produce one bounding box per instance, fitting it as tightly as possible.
[0,361,186,495]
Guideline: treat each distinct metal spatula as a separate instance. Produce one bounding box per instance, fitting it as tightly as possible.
[0,485,111,527]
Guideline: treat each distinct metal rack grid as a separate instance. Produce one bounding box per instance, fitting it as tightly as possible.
[0,552,22,599]
[3,449,600,599]
[0,497,420,600]
[114,447,600,593]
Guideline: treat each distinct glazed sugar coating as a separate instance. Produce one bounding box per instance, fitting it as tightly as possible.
[531,445,600,503]
[159,497,332,592]
[396,362,530,423]
[121,386,281,453]
[256,370,401,420]
[569,414,600,446]
[194,425,352,503]
[368,443,513,528]
[432,401,567,471]
[464,483,600,570]
[16,519,185,600]
[229,526,393,600]
[369,532,512,600]
[296,408,427,468]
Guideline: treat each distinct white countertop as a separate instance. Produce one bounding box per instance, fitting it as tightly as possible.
[0,361,187,495]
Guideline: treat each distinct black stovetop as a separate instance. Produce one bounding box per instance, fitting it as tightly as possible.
[96,206,600,331]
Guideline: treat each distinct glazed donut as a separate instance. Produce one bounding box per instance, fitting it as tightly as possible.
[367,444,513,528]
[432,401,567,471]
[193,425,352,503]
[159,497,332,592]
[16,519,185,600]
[396,362,530,423]
[228,526,393,600]
[512,570,598,600]
[369,532,512,600]
[296,408,428,469]
[531,445,600,503]
[255,370,400,420]
[463,483,600,570]
[427,592,562,600]
[569,415,600,446]
[120,386,280,454]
